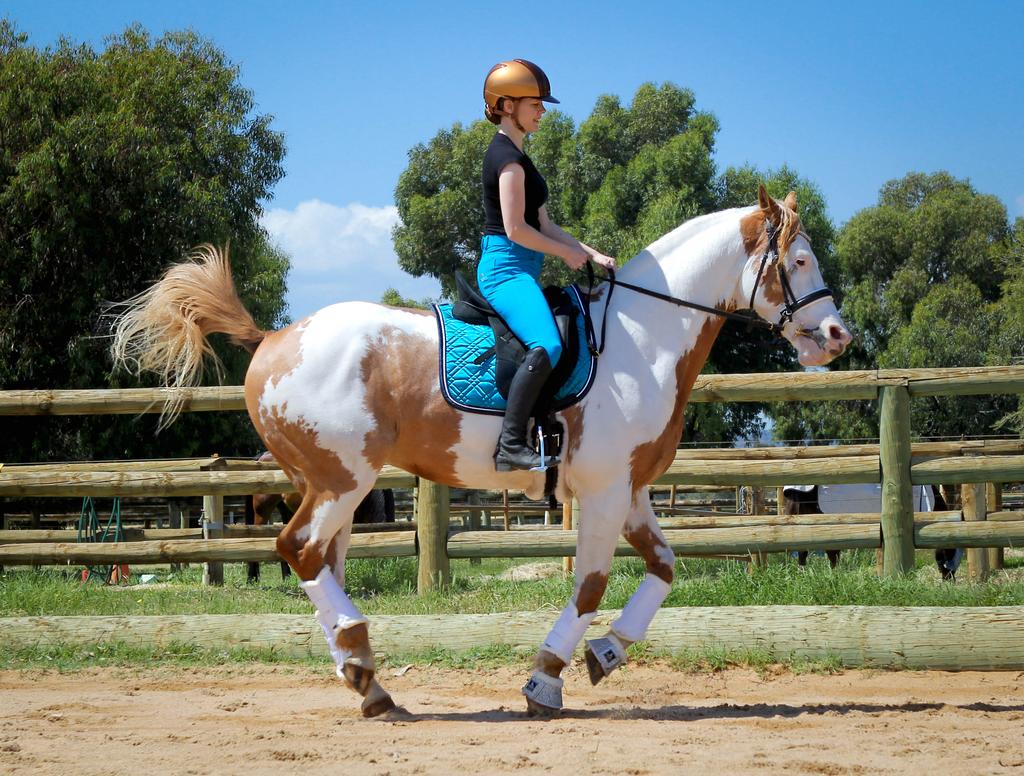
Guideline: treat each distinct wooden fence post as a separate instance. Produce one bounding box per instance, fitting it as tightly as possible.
[416,479,450,593]
[987,482,1004,571]
[466,491,482,566]
[962,482,989,583]
[752,486,768,567]
[879,384,915,576]
[202,495,224,586]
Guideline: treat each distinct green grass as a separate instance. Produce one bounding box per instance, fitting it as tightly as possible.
[3,550,1022,619]
[0,640,846,675]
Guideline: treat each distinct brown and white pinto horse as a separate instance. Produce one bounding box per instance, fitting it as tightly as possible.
[111,186,851,717]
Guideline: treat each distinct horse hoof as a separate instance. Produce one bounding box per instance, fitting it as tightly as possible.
[584,646,605,686]
[524,696,561,718]
[361,693,397,718]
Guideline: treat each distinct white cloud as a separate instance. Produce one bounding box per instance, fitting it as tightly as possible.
[1016,195,1024,218]
[262,199,441,318]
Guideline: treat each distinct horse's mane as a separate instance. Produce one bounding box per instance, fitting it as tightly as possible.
[642,201,805,262]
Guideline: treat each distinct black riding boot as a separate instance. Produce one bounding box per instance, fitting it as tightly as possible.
[494,347,560,472]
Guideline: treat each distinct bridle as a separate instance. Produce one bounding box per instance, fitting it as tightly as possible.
[582,220,835,356]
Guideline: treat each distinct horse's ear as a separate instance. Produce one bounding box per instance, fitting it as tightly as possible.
[757,183,782,223]
[784,191,798,212]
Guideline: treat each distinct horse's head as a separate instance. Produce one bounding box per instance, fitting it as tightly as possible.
[741,185,851,366]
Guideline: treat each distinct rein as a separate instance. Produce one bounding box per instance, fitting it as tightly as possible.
[581,221,834,356]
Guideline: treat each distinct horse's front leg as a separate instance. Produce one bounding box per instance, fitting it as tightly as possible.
[584,487,675,685]
[523,485,629,717]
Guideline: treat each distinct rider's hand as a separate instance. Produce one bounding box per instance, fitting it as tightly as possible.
[561,245,589,270]
[589,252,617,270]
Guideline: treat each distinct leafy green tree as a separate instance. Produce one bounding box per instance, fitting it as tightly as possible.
[770,172,1016,443]
[0,21,289,462]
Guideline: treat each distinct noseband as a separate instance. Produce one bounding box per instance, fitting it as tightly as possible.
[583,220,835,356]
[748,221,834,329]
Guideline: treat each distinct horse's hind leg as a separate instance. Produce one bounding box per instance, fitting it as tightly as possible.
[276,484,396,718]
[584,487,675,685]
[523,484,629,716]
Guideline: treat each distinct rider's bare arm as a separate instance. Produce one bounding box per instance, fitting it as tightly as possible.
[498,164,588,269]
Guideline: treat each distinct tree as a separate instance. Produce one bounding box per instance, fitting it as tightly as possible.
[0,21,289,462]
[769,172,1016,443]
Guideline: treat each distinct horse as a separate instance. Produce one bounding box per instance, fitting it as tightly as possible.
[111,185,851,717]
[244,451,396,583]
[783,483,962,578]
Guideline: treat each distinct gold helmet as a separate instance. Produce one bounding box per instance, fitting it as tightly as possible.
[483,59,559,124]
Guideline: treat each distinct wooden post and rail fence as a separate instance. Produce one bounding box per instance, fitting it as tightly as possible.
[3,367,1024,591]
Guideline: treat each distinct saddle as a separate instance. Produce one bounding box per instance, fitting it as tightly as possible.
[431,273,599,467]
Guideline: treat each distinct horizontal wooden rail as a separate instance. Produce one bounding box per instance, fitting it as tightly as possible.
[911,455,1024,485]
[0,532,416,565]
[675,439,1024,461]
[6,606,1023,669]
[657,455,878,486]
[914,520,1024,549]
[446,524,880,559]
[657,511,963,530]
[0,521,416,544]
[5,366,1024,416]
[0,466,416,497]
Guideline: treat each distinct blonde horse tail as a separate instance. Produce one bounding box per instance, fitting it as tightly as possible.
[110,244,266,427]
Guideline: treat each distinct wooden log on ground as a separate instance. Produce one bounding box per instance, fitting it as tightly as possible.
[0,532,416,565]
[446,524,879,559]
[5,605,1024,669]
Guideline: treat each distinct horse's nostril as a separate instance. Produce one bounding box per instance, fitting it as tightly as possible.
[829,325,846,343]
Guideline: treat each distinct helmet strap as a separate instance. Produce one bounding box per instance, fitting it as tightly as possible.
[502,97,527,134]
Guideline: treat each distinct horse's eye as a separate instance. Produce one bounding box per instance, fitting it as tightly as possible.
[795,258,807,268]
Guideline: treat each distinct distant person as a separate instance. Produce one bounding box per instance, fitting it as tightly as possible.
[480,58,616,471]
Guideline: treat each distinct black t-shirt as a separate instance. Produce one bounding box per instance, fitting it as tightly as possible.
[481,132,548,236]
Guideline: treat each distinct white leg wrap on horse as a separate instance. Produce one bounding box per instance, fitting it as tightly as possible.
[542,603,598,664]
[611,574,671,643]
[301,566,368,631]
[522,670,564,710]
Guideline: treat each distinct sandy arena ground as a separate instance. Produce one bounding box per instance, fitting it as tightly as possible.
[1,663,1022,775]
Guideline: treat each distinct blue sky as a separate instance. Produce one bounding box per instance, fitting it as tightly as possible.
[6,0,1023,319]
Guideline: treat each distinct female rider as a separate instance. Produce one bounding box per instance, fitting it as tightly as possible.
[480,59,616,472]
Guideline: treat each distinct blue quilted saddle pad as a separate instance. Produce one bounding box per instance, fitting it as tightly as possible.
[432,284,597,416]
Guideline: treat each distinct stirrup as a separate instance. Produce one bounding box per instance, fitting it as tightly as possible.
[530,424,551,472]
